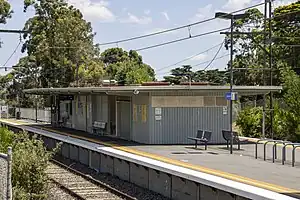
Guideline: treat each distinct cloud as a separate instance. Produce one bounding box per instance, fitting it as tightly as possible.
[67,0,115,22]
[189,4,213,23]
[144,9,151,15]
[120,13,152,25]
[222,0,252,11]
[190,54,207,61]
[161,11,170,21]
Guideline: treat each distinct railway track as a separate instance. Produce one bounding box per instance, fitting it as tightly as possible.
[47,159,136,200]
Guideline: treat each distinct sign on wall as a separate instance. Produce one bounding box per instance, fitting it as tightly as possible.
[155,107,161,115]
[133,104,137,122]
[141,105,147,122]
[155,107,162,121]
[223,106,228,115]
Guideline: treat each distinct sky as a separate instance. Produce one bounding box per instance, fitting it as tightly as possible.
[0,0,296,80]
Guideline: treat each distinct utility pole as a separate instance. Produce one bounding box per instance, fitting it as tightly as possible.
[229,15,234,154]
[269,1,273,139]
[262,0,268,139]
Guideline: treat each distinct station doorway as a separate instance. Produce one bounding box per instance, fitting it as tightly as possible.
[116,100,131,140]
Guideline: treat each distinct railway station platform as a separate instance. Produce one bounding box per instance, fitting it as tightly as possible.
[1,118,300,199]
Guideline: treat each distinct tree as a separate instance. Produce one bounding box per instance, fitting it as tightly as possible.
[163,65,194,84]
[227,2,300,86]
[22,0,103,88]
[164,65,228,85]
[0,0,12,24]
[101,48,155,84]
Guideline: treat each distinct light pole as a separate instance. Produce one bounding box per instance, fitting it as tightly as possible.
[215,12,246,154]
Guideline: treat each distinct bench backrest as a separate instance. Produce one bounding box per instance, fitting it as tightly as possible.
[222,130,239,140]
[203,130,212,141]
[93,121,106,129]
[196,130,204,138]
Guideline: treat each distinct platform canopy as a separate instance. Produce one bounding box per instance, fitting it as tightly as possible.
[23,85,282,96]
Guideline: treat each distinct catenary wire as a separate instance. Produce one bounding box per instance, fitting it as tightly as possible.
[201,40,226,71]
[98,1,268,46]
[155,42,225,73]
[134,27,228,52]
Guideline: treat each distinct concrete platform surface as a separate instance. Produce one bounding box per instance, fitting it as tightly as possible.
[130,144,300,191]
[1,118,300,198]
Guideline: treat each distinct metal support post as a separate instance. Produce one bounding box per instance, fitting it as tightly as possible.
[35,95,38,122]
[269,0,273,139]
[7,147,12,200]
[230,15,234,154]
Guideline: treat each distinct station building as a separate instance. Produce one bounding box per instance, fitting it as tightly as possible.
[24,84,281,144]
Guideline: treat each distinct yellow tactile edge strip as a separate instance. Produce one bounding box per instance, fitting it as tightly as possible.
[1,119,299,195]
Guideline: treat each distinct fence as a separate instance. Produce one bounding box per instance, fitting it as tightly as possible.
[0,147,12,200]
[16,108,51,123]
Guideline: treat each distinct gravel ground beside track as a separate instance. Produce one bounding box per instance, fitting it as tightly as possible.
[53,155,170,200]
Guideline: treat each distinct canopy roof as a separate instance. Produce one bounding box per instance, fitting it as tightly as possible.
[23,85,282,96]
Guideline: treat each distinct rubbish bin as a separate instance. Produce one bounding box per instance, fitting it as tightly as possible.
[16,112,21,119]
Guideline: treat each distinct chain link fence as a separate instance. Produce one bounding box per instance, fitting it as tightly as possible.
[0,147,12,200]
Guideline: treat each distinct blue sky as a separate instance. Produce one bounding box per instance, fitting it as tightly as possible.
[0,0,295,80]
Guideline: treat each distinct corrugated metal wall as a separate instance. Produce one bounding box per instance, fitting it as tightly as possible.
[92,95,108,123]
[72,95,87,132]
[131,94,150,144]
[149,91,229,144]
[149,107,229,144]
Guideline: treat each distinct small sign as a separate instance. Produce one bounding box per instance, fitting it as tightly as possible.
[1,106,8,113]
[59,95,74,101]
[223,106,228,115]
[225,92,238,101]
[155,115,162,121]
[155,108,162,115]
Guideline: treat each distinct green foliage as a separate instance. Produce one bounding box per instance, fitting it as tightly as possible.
[0,127,59,199]
[276,67,300,141]
[101,48,155,85]
[164,65,228,85]
[236,107,262,138]
[0,0,12,24]
[0,126,13,152]
[22,0,101,88]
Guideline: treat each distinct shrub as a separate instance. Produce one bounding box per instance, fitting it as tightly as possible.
[0,128,58,199]
[236,107,262,138]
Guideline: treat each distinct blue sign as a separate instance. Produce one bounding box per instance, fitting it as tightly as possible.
[225,92,238,101]
[225,92,231,100]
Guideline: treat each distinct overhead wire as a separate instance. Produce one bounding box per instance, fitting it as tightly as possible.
[1,35,22,69]
[134,28,228,52]
[155,41,225,73]
[202,40,226,71]
[98,1,268,46]
[157,54,230,76]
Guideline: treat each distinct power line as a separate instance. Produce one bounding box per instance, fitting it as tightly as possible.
[157,53,229,76]
[98,1,267,46]
[17,9,299,52]
[135,27,228,52]
[1,37,22,70]
[202,40,226,71]
[155,42,224,73]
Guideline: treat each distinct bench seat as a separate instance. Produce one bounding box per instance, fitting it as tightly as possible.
[188,130,212,150]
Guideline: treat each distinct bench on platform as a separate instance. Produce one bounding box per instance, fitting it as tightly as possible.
[222,130,241,150]
[188,130,212,150]
[92,121,107,135]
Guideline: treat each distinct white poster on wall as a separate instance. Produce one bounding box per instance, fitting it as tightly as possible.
[155,115,162,121]
[223,106,228,115]
[1,106,8,113]
[155,107,162,115]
